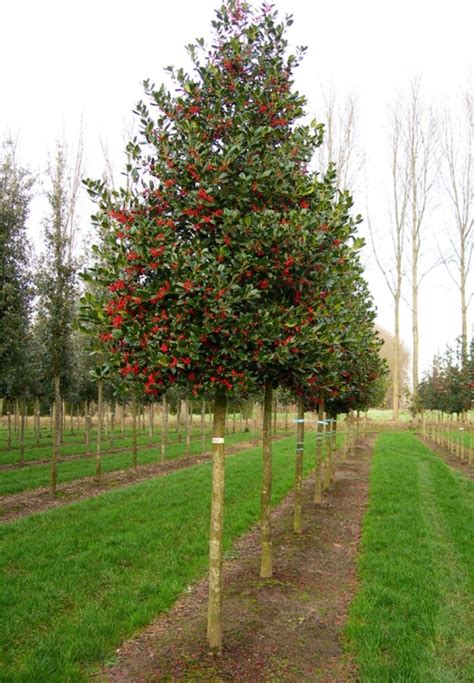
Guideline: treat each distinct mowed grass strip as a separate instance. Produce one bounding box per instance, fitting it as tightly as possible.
[0,430,252,497]
[0,426,213,465]
[346,431,474,682]
[0,431,339,682]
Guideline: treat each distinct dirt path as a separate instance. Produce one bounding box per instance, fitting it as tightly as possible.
[418,435,474,479]
[0,438,265,523]
[96,434,375,683]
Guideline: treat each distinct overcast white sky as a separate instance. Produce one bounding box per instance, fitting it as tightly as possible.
[1,0,473,381]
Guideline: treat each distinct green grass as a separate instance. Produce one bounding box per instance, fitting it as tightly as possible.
[346,431,474,682]
[366,408,412,422]
[0,430,342,682]
[0,430,255,497]
[441,429,474,451]
[0,425,214,465]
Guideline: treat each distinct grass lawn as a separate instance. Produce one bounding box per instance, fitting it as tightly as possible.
[0,426,214,465]
[346,431,473,682]
[0,430,257,497]
[0,430,341,682]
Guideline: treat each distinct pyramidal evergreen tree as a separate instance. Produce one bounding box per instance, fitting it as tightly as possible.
[36,142,80,493]
[83,0,372,653]
[0,140,34,409]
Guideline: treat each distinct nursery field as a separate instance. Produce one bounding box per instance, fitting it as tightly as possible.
[0,425,472,681]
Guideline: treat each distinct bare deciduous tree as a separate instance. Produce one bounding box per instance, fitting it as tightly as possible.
[439,87,474,360]
[368,103,408,420]
[401,80,437,407]
[317,84,364,191]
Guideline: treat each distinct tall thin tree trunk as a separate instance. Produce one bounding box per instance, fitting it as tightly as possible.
[110,406,115,450]
[161,394,168,463]
[121,403,125,438]
[132,398,138,470]
[294,398,305,533]
[207,389,227,655]
[272,396,277,437]
[7,411,12,450]
[35,397,41,446]
[85,413,91,457]
[314,403,324,504]
[176,398,181,442]
[96,380,103,483]
[393,289,401,420]
[461,244,467,361]
[148,402,154,446]
[51,374,61,494]
[185,398,191,456]
[201,399,206,455]
[14,399,19,435]
[260,383,273,578]
[19,397,26,464]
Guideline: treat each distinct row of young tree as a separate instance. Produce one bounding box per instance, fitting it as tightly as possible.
[419,338,474,416]
[78,1,386,653]
[0,0,387,654]
[0,140,90,413]
[368,79,474,419]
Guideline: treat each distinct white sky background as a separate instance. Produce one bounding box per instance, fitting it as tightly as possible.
[1,0,473,382]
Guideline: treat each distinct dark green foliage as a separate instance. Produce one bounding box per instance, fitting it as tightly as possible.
[419,338,473,414]
[35,144,79,395]
[0,140,34,399]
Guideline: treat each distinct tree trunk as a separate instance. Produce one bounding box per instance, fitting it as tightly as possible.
[314,403,324,504]
[61,400,66,443]
[201,400,206,455]
[331,418,338,480]
[393,290,401,420]
[96,379,103,483]
[132,398,138,470]
[51,374,61,494]
[294,397,305,534]
[207,389,227,655]
[14,399,19,435]
[121,403,125,438]
[260,383,273,578]
[19,397,26,464]
[35,397,41,446]
[148,402,154,446]
[176,398,182,442]
[7,411,12,450]
[161,394,168,463]
[185,398,191,456]
[110,406,115,450]
[85,413,91,457]
[324,416,332,490]
[272,396,277,437]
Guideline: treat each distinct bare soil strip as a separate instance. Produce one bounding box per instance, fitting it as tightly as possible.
[418,435,474,480]
[97,435,375,683]
[0,438,264,523]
